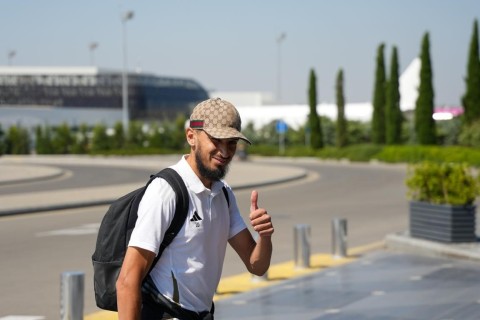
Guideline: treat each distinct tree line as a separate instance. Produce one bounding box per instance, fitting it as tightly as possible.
[0,116,188,155]
[307,19,480,149]
[1,19,479,155]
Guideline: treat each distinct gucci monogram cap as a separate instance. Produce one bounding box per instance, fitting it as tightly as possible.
[190,97,252,144]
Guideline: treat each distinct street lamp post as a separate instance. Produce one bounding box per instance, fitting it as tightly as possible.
[121,10,134,134]
[89,42,98,66]
[8,50,16,66]
[276,33,286,103]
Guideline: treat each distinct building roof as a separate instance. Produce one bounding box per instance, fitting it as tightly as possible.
[0,66,110,75]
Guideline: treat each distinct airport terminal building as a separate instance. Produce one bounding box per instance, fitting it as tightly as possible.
[0,67,209,128]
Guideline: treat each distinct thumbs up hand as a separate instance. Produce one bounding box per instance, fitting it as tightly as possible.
[249,190,274,237]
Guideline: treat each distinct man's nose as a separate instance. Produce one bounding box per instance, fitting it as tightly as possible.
[217,141,230,157]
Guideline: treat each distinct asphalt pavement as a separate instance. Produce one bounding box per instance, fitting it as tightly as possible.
[1,155,480,320]
[0,154,308,215]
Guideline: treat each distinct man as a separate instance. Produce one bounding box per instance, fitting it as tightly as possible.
[116,97,274,319]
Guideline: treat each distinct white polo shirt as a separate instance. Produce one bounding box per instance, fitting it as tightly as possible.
[129,156,247,312]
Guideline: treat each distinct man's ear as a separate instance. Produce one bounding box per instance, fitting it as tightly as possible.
[186,128,196,147]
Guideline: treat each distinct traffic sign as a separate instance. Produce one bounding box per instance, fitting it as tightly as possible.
[276,120,288,134]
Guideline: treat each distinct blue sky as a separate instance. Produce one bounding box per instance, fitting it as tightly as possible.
[1,0,479,106]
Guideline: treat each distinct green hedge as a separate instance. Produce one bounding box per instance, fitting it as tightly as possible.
[376,145,480,166]
[248,144,480,167]
[248,144,383,162]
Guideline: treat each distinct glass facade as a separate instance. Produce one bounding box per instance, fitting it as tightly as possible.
[0,69,209,121]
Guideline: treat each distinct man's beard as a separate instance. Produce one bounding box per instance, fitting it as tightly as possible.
[195,148,229,182]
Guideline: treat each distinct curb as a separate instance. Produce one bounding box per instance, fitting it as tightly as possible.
[228,170,308,191]
[0,166,66,186]
[0,170,308,217]
[0,200,114,217]
[385,231,480,262]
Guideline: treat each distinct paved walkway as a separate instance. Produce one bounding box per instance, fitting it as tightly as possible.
[214,250,480,320]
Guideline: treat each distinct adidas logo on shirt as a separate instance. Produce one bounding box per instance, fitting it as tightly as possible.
[190,211,202,227]
[190,211,202,222]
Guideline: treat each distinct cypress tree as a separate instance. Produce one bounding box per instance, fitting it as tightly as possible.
[386,46,402,144]
[371,43,387,144]
[335,69,347,147]
[462,19,480,124]
[415,32,436,145]
[308,68,323,149]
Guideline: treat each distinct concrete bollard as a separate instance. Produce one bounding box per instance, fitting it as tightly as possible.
[294,224,311,268]
[331,218,348,258]
[60,271,84,320]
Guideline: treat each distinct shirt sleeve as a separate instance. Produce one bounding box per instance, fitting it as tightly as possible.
[128,177,176,255]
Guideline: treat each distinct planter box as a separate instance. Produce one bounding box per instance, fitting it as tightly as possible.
[409,201,477,243]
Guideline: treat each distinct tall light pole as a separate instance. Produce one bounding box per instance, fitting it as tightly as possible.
[8,50,16,66]
[276,32,286,103]
[121,10,134,134]
[89,42,98,66]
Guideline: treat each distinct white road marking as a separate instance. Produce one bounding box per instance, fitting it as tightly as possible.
[36,223,100,237]
[324,309,341,314]
[371,290,386,296]
[0,316,45,320]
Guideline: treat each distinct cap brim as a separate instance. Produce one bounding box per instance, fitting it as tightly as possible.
[203,127,252,145]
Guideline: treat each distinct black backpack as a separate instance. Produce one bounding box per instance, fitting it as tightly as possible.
[92,168,189,311]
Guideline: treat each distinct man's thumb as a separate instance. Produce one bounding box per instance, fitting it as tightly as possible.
[250,190,258,211]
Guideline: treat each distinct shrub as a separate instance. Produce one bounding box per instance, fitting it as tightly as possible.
[459,119,480,147]
[35,126,54,154]
[406,162,480,205]
[52,123,75,154]
[0,125,6,155]
[5,126,30,154]
[91,123,111,152]
[71,124,90,154]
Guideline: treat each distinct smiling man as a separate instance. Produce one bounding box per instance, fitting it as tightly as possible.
[116,97,274,320]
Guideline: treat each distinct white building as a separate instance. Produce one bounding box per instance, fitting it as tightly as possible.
[213,58,461,130]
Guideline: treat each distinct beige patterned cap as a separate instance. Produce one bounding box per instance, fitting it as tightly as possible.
[190,97,251,144]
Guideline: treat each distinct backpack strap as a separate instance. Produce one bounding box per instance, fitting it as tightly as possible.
[222,186,230,207]
[147,168,189,273]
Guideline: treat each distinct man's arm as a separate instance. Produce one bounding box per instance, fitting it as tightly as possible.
[116,246,156,320]
[229,190,274,276]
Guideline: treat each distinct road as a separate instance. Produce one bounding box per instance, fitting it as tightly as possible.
[0,158,408,319]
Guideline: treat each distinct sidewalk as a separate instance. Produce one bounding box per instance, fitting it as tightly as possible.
[214,249,480,319]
